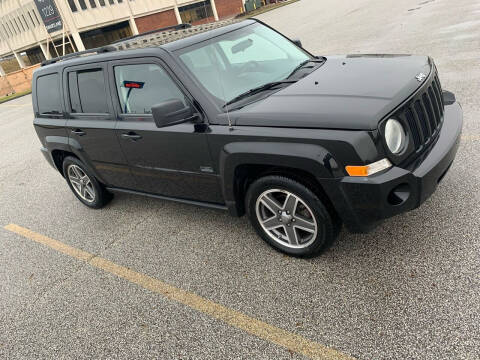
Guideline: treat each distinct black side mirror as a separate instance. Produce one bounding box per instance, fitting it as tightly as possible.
[292,38,303,48]
[151,99,195,128]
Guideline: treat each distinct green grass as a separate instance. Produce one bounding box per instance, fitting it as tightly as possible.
[0,89,31,104]
[237,0,301,19]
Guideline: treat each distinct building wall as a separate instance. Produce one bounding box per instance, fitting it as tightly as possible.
[0,63,39,97]
[215,0,244,19]
[135,9,178,34]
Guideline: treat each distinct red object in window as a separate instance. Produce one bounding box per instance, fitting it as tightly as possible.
[123,81,144,89]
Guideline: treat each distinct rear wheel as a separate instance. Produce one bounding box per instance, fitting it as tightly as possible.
[62,156,112,209]
[246,176,337,257]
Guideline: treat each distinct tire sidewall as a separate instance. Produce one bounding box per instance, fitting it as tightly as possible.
[246,176,333,257]
[62,156,107,209]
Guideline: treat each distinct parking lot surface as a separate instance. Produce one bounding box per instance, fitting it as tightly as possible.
[1,0,479,359]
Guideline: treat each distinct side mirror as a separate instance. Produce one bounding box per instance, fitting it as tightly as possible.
[292,38,303,48]
[151,99,194,128]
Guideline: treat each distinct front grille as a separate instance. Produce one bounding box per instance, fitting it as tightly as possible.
[399,71,445,152]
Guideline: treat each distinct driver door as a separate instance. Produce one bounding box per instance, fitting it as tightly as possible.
[108,58,223,204]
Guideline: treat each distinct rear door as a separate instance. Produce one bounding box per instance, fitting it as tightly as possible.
[64,63,136,189]
[108,58,223,204]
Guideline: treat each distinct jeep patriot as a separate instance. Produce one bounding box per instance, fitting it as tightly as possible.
[33,19,463,256]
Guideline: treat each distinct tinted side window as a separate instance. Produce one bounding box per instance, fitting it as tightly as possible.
[37,73,62,114]
[114,64,186,114]
[76,69,109,113]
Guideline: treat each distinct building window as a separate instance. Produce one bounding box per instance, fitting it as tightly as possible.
[21,15,30,30]
[8,20,17,36]
[80,21,132,49]
[2,24,11,38]
[15,16,25,32]
[67,0,78,12]
[32,10,41,26]
[78,0,88,10]
[179,0,213,24]
[26,46,46,65]
[27,11,37,27]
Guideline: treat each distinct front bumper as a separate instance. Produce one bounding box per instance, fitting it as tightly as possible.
[328,100,463,233]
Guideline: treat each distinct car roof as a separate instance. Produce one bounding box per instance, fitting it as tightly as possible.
[36,19,256,74]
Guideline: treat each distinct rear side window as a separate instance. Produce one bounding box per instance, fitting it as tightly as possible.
[68,68,109,114]
[37,73,62,115]
[113,64,186,114]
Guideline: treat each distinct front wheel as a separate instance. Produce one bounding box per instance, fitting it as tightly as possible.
[246,176,337,257]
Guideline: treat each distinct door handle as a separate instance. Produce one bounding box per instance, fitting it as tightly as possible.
[71,129,86,136]
[121,132,142,141]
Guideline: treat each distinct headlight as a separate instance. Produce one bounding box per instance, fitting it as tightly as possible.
[384,119,406,154]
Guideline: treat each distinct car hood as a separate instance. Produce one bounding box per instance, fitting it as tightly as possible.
[223,54,432,130]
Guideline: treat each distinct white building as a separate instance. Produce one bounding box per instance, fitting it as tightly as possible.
[0,0,245,71]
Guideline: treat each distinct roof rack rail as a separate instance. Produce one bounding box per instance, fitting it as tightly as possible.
[41,45,117,66]
[111,23,192,45]
[113,19,242,51]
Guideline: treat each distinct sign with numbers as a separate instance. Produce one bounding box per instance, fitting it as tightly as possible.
[33,0,63,33]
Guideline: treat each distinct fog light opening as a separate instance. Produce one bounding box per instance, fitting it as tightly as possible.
[388,183,411,206]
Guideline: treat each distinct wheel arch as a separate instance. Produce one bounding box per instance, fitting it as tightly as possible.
[219,142,341,218]
[51,149,77,177]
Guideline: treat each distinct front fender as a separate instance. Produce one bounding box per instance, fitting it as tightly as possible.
[219,141,341,215]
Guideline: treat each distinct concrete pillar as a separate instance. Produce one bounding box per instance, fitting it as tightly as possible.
[13,50,26,69]
[0,64,5,76]
[129,17,139,35]
[210,0,220,21]
[39,42,51,60]
[71,31,85,51]
[124,0,139,35]
[174,5,182,24]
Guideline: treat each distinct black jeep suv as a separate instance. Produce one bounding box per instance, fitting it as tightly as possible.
[33,19,462,257]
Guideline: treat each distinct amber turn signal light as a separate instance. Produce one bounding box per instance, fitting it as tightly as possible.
[346,158,392,177]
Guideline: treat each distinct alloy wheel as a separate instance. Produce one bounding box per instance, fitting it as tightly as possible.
[67,164,96,203]
[255,189,318,249]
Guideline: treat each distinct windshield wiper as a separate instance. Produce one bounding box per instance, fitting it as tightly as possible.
[224,80,297,108]
[286,58,325,79]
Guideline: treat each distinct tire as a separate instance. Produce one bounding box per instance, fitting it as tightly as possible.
[246,175,337,257]
[62,156,112,209]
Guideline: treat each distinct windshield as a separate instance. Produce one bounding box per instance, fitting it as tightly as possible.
[176,23,311,107]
